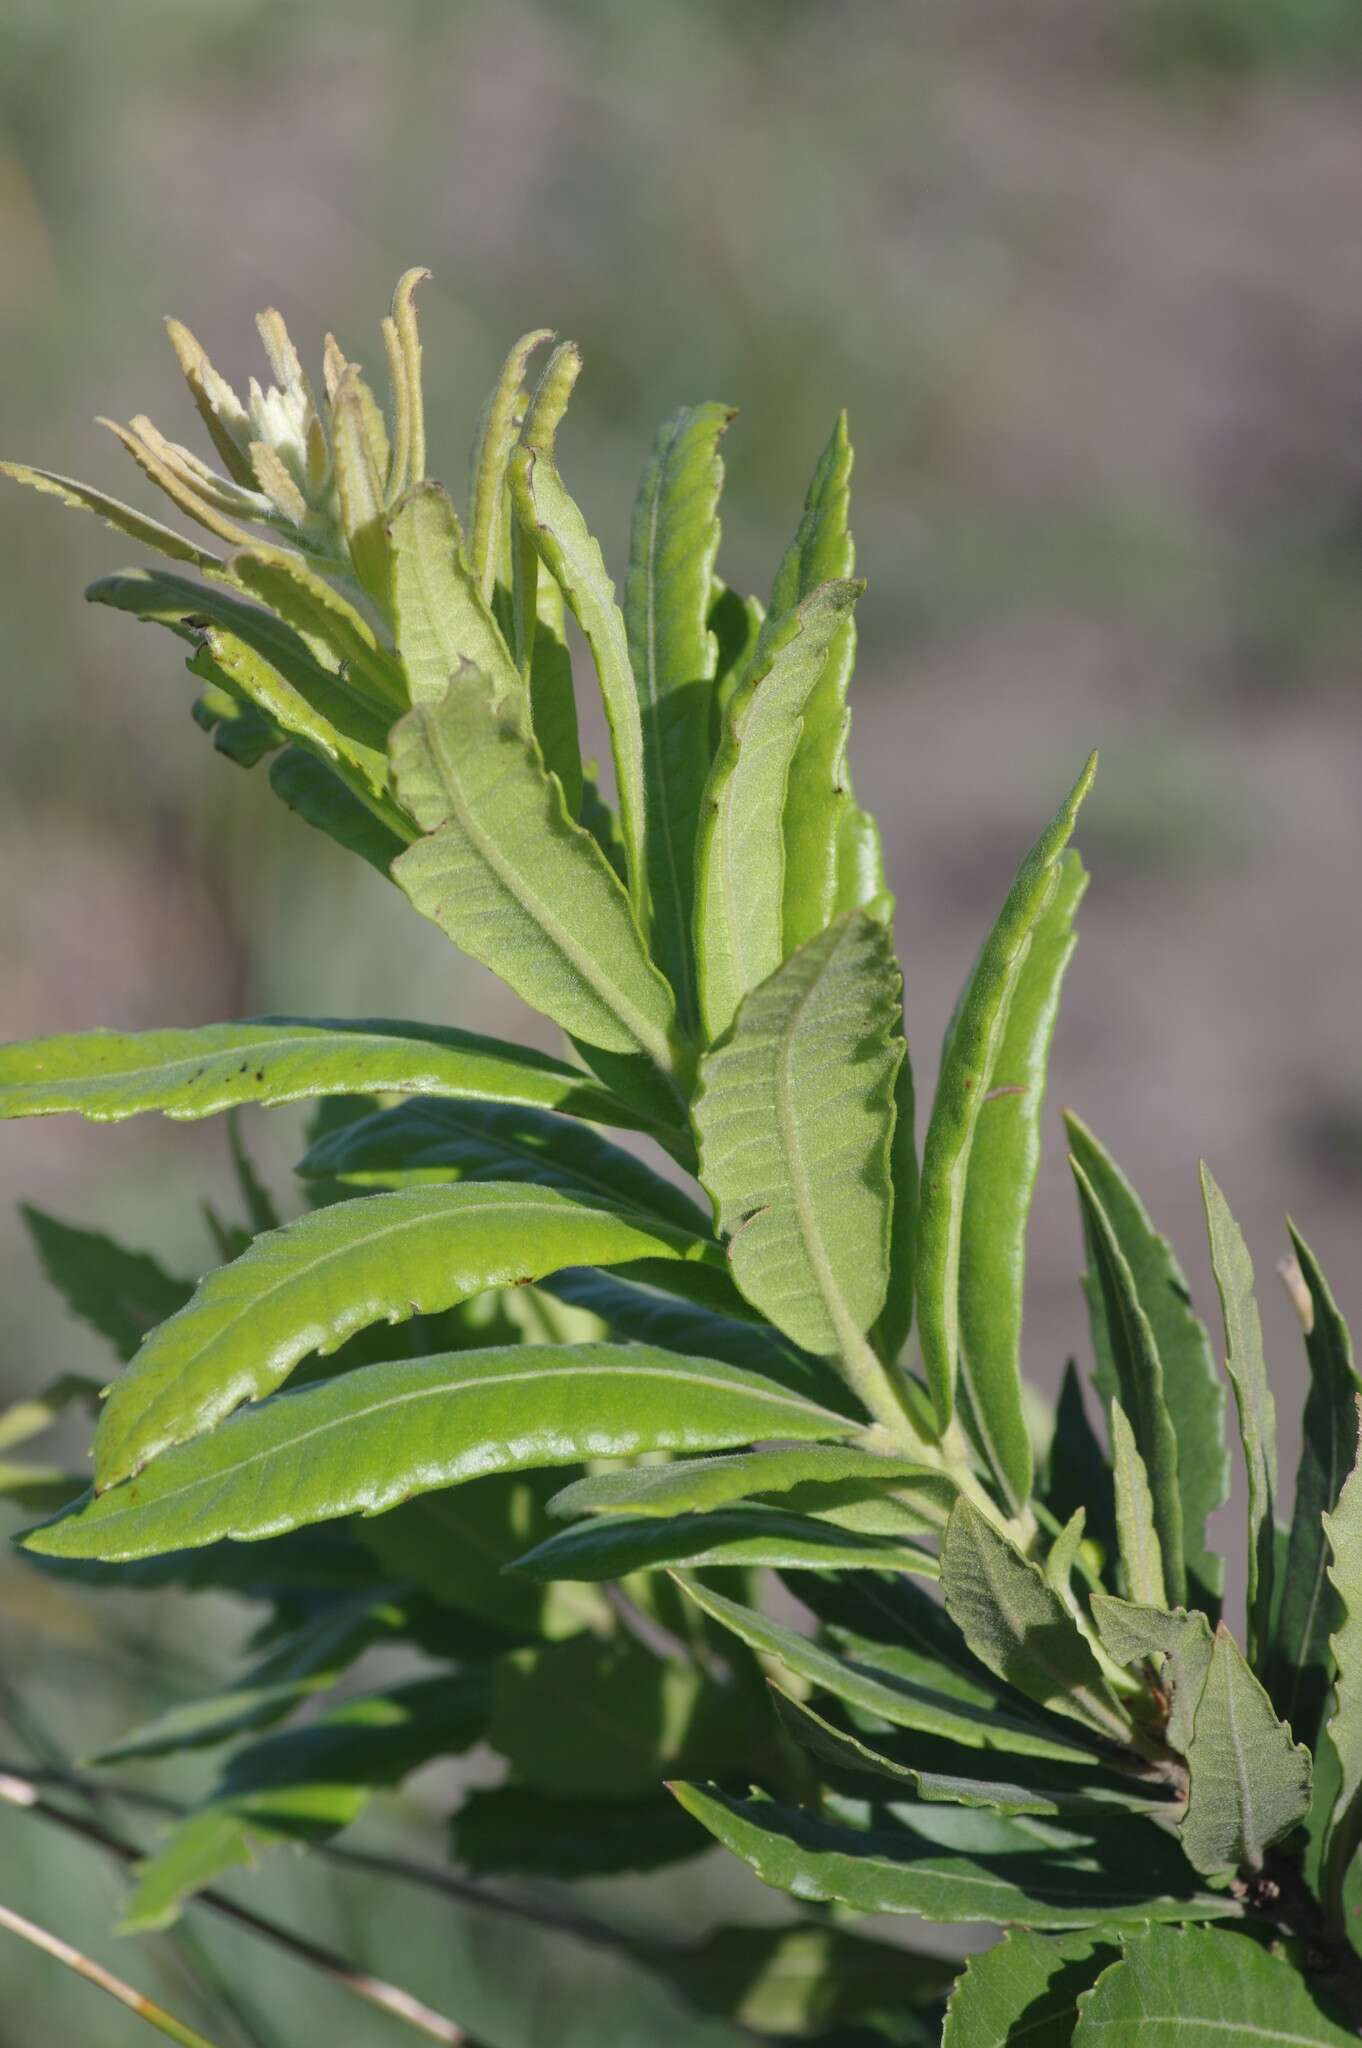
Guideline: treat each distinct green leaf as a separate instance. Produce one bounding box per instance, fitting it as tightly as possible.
[548,1444,952,1526]
[19,1207,192,1362]
[0,457,220,567]
[1045,1363,1118,1572]
[1088,1594,1213,1757]
[295,1095,707,1235]
[668,1786,1238,1928]
[1070,1158,1185,1608]
[226,545,407,712]
[655,1921,954,2039]
[513,1508,938,1582]
[958,852,1087,1510]
[25,1343,854,1562]
[91,1183,724,1486]
[511,436,648,911]
[491,1631,761,1801]
[674,1576,1103,1765]
[1070,1925,1357,2047]
[467,328,554,602]
[693,911,903,1396]
[330,364,392,610]
[708,580,763,725]
[1177,1621,1311,1876]
[1269,1226,1360,1746]
[871,1007,919,1368]
[528,567,583,811]
[267,745,409,873]
[452,1784,706,1879]
[387,479,522,706]
[1108,1401,1167,1609]
[624,402,733,1036]
[771,1691,1170,1819]
[917,756,1096,1430]
[943,1930,1120,2048]
[188,618,393,804]
[695,578,864,1042]
[0,1015,651,1132]
[1201,1163,1278,1669]
[1320,1398,1362,1925]
[192,674,282,765]
[1065,1113,1226,1614]
[391,668,679,1072]
[775,413,861,955]
[939,1499,1132,1745]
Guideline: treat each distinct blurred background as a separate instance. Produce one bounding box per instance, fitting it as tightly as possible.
[1,0,1360,2038]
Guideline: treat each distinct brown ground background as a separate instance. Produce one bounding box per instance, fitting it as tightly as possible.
[1,3,1360,2039]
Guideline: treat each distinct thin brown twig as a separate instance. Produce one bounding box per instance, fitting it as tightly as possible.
[0,1897,223,2048]
[0,1769,478,2046]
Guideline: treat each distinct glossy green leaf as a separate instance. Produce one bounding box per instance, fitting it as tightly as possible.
[511,436,648,910]
[25,1343,854,1562]
[917,756,1096,1429]
[1088,1593,1213,1757]
[388,479,522,706]
[296,1095,706,1234]
[943,1930,1119,2048]
[674,1576,1103,1765]
[19,1207,192,1363]
[91,1183,723,1485]
[624,402,732,1035]
[958,852,1087,1509]
[548,1444,952,1526]
[1201,1163,1278,1669]
[1177,1622,1310,1876]
[693,911,904,1398]
[1070,1925,1357,2047]
[1108,1401,1166,1609]
[1320,1399,1362,1925]
[775,413,860,954]
[940,1500,1131,1745]
[695,578,863,1042]
[656,1921,953,2039]
[0,457,219,567]
[669,1785,1237,1928]
[452,1784,706,1879]
[0,1015,649,1131]
[1270,1227,1360,1746]
[268,745,410,873]
[1064,1113,1226,1612]
[513,1507,938,1581]
[391,668,679,1072]
[1071,1158,1185,1607]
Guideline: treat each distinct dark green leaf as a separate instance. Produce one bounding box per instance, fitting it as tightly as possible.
[19,1207,192,1362]
[548,1445,952,1527]
[512,1507,938,1581]
[1088,1593,1212,1757]
[1070,1925,1357,2047]
[452,1783,706,1879]
[268,746,409,874]
[942,1930,1119,2048]
[1178,1622,1311,1876]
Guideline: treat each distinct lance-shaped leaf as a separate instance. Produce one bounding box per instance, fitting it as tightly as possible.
[330,363,392,608]
[943,1929,1120,2048]
[188,621,392,803]
[958,851,1087,1510]
[1045,1362,1118,1572]
[268,745,410,873]
[528,569,583,811]
[1070,1159,1185,1607]
[693,910,902,1374]
[391,668,679,1072]
[871,1008,918,1367]
[388,480,522,707]
[1177,1622,1311,1876]
[695,578,864,1042]
[1065,1113,1227,1613]
[1070,1925,1357,2048]
[512,1507,938,1582]
[624,401,733,1034]
[295,1095,707,1235]
[669,1786,1238,1929]
[20,1208,192,1362]
[227,546,406,711]
[1108,1402,1166,1609]
[467,328,553,602]
[0,1016,649,1131]
[772,1691,1172,1820]
[1269,1227,1359,1746]
[23,1344,852,1563]
[939,1499,1132,1746]
[511,435,648,910]
[1201,1164,1278,1669]
[91,1183,724,1487]
[917,756,1096,1429]
[1089,1594,1213,1757]
[673,1576,1103,1764]
[548,1443,953,1526]
[1321,1400,1362,1927]
[0,458,221,567]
